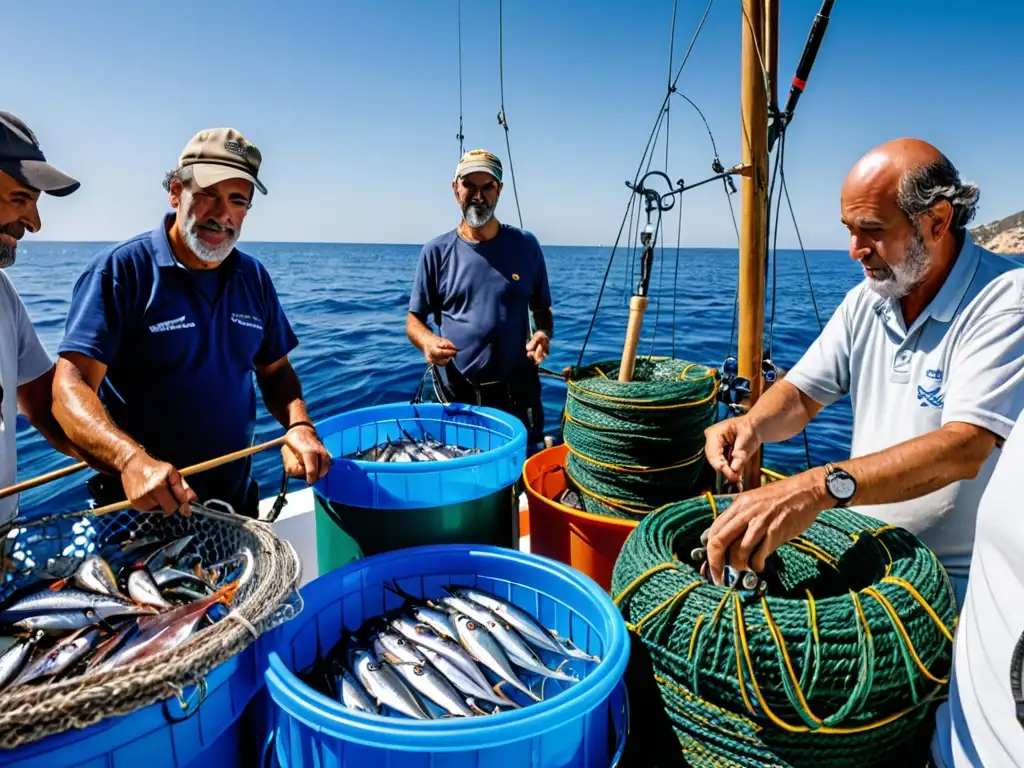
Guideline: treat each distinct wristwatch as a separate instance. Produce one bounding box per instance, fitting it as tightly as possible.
[823,463,857,506]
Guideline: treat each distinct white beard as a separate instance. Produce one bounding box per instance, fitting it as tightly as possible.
[866,230,929,300]
[179,190,239,264]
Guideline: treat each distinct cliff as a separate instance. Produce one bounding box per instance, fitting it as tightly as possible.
[971,210,1024,255]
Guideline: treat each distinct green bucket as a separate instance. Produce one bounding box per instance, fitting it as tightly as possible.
[313,485,519,575]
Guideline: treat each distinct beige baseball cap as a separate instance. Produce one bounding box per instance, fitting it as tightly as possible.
[177,127,267,195]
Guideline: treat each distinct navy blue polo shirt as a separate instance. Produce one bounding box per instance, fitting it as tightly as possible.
[409,224,552,384]
[58,214,299,507]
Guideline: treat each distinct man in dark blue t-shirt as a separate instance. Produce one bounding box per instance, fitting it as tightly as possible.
[53,127,331,517]
[406,149,554,448]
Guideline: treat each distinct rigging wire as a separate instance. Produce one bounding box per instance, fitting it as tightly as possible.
[497,0,524,228]
[456,0,465,157]
[577,0,715,366]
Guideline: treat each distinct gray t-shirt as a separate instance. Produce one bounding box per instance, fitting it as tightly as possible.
[785,233,1024,562]
[0,269,54,524]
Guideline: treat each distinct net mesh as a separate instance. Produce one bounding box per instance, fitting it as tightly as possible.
[0,504,302,749]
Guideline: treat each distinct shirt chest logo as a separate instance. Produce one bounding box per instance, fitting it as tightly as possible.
[148,315,195,334]
[917,385,944,409]
[230,312,263,331]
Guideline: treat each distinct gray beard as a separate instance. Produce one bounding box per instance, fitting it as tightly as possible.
[0,247,14,269]
[866,229,929,300]
[181,213,238,264]
[463,202,495,229]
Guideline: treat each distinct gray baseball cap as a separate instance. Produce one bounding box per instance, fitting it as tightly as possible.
[0,111,80,197]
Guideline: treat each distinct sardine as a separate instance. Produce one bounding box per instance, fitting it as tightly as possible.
[421,647,519,709]
[8,627,102,688]
[388,617,494,695]
[0,587,156,632]
[72,556,129,602]
[373,632,475,717]
[453,613,539,702]
[437,594,496,628]
[448,585,601,662]
[471,614,578,683]
[333,664,376,713]
[351,648,433,720]
[407,604,457,641]
[0,634,38,691]
[127,569,173,610]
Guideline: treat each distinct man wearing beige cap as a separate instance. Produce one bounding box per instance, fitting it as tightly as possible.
[53,127,331,518]
[407,149,554,449]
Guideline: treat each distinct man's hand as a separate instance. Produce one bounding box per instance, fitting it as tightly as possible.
[121,452,197,516]
[705,469,828,585]
[424,335,458,366]
[282,425,333,485]
[704,416,762,485]
[526,332,550,366]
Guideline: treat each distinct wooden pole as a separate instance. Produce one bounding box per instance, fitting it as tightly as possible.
[618,295,648,382]
[738,0,770,491]
[0,461,88,500]
[75,435,288,518]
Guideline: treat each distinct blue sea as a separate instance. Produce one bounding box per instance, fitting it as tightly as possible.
[8,239,861,517]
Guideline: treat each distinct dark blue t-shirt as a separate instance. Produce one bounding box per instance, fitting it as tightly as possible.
[58,214,299,507]
[409,224,552,384]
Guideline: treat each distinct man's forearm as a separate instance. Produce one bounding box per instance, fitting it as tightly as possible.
[52,359,145,473]
[745,380,823,445]
[822,422,997,509]
[257,362,309,429]
[406,312,437,353]
[532,308,554,338]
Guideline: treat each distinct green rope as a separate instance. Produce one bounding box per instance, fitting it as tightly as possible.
[561,357,719,520]
[611,495,957,767]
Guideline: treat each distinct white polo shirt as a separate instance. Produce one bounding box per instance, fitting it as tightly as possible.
[938,412,1024,767]
[785,233,1024,562]
[0,269,54,525]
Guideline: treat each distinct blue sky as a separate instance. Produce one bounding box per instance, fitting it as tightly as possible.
[4,0,1021,248]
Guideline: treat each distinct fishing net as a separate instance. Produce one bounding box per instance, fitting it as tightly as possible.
[611,493,957,767]
[0,503,302,749]
[561,357,719,520]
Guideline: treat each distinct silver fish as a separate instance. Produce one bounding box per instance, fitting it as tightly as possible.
[0,588,156,630]
[333,665,376,713]
[421,647,519,709]
[377,440,397,463]
[388,617,493,694]
[373,632,474,717]
[143,535,195,572]
[351,648,433,720]
[473,614,578,683]
[449,585,601,662]
[437,594,496,628]
[73,556,129,601]
[453,613,539,702]
[152,566,213,592]
[127,569,173,610]
[0,635,38,691]
[8,627,102,688]
[407,604,457,642]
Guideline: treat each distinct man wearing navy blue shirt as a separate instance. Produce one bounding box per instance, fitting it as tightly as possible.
[406,149,554,448]
[53,127,331,517]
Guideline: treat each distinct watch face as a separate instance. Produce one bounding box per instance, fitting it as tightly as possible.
[829,473,856,500]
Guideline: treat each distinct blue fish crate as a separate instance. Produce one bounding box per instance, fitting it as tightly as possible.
[262,544,631,767]
[313,402,527,510]
[0,507,299,768]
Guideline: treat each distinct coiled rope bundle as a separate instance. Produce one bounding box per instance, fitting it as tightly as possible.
[562,357,719,520]
[611,493,957,767]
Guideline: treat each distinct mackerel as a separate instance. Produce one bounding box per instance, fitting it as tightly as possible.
[332,664,376,713]
[388,616,493,694]
[373,632,474,717]
[351,648,433,720]
[421,647,519,709]
[452,614,539,702]
[72,556,129,602]
[8,627,101,688]
[127,568,173,610]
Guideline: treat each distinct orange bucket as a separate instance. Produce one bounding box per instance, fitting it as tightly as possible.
[522,444,638,592]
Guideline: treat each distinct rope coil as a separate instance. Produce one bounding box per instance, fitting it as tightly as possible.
[561,357,719,519]
[611,494,957,767]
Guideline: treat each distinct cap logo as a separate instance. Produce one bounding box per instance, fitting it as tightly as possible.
[224,140,251,157]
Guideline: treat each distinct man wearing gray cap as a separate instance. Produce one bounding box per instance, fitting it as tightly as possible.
[0,111,92,525]
[407,149,554,449]
[53,127,331,518]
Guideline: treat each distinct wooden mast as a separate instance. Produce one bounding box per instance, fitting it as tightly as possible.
[737,0,772,490]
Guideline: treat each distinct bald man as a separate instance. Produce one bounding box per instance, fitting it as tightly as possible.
[701,138,1024,605]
